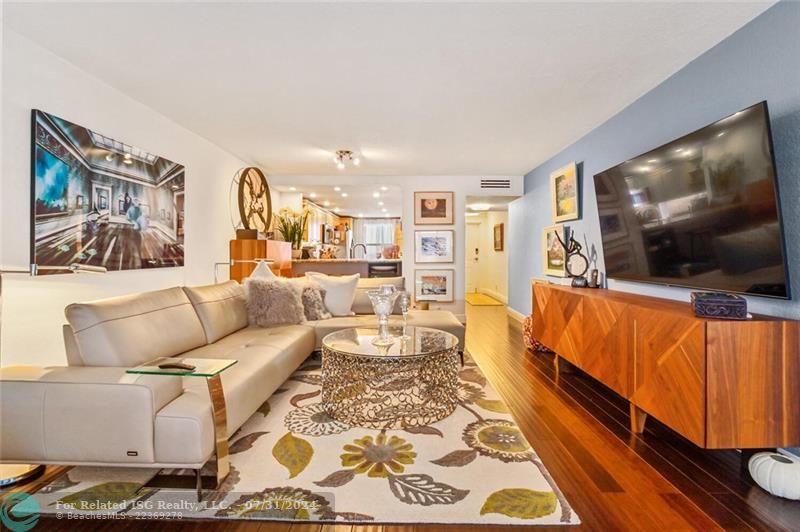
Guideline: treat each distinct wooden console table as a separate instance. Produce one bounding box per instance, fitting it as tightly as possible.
[532,282,799,449]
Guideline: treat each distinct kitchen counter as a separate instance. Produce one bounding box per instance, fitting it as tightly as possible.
[292,258,402,264]
[291,258,402,277]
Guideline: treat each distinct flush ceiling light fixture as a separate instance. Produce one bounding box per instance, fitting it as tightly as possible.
[333,149,360,170]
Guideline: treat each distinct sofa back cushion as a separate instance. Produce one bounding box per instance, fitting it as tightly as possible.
[65,287,206,367]
[183,281,248,343]
[352,276,406,314]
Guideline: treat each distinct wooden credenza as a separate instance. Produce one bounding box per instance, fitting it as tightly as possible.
[229,239,292,281]
[532,282,800,449]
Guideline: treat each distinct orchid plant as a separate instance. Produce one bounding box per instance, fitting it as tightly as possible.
[274,207,309,250]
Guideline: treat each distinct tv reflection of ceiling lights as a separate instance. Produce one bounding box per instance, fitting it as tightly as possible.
[593,101,790,299]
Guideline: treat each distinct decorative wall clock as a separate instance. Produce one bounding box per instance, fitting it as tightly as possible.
[235,167,272,232]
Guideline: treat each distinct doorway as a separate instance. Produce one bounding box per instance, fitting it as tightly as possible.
[463,196,517,306]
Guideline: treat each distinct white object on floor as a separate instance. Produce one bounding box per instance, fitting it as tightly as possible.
[749,452,800,500]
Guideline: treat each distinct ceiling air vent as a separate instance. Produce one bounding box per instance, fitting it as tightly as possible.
[480,178,512,190]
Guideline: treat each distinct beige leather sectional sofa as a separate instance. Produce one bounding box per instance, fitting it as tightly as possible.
[0,277,464,473]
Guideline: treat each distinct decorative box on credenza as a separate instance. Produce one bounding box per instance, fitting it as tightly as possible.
[531,281,800,450]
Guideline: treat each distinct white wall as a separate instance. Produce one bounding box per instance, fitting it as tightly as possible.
[476,211,508,303]
[270,175,522,320]
[0,30,248,367]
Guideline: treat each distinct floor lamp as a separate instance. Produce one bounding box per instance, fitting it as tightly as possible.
[0,263,107,487]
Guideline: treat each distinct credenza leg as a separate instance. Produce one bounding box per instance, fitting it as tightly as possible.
[629,404,648,434]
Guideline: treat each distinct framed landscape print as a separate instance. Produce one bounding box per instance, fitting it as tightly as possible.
[542,225,567,277]
[414,191,454,225]
[415,269,455,302]
[550,162,579,222]
[31,109,185,274]
[415,230,454,263]
[494,223,504,251]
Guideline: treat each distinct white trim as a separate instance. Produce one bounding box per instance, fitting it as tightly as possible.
[506,306,526,323]
[478,287,507,304]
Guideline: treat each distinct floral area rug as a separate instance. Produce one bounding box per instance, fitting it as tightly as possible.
[32,354,578,526]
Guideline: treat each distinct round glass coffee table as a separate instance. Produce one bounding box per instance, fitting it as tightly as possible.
[321,325,460,429]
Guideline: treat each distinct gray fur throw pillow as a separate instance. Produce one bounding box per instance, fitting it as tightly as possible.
[244,278,305,327]
[302,284,331,321]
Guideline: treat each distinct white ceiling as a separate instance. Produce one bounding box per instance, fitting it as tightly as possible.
[276,183,402,218]
[4,2,773,176]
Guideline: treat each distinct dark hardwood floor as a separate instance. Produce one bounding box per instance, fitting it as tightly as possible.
[12,304,800,531]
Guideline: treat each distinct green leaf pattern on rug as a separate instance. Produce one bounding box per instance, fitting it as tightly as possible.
[474,398,509,413]
[272,432,314,478]
[480,489,557,519]
[53,482,148,511]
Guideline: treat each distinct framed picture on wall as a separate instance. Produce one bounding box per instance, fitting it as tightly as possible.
[494,223,504,251]
[542,224,567,277]
[414,191,454,225]
[31,109,186,275]
[415,269,455,302]
[550,162,580,222]
[415,230,454,263]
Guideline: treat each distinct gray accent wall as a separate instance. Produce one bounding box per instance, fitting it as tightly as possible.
[508,1,800,319]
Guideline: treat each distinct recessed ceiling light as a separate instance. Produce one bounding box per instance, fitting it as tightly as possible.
[469,203,491,211]
[105,154,114,162]
[353,157,360,166]
[380,186,388,191]
[334,186,341,191]
[378,201,384,206]
[637,165,652,172]
[341,193,348,198]
[309,192,316,198]
[358,213,364,218]
[373,192,380,198]
[382,208,387,213]
[323,201,330,207]
[384,213,390,217]
[289,186,297,191]
[334,207,341,212]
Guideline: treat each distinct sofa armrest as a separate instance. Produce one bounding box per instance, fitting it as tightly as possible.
[0,366,183,464]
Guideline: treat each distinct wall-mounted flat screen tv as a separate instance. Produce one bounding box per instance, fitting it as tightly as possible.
[593,101,790,299]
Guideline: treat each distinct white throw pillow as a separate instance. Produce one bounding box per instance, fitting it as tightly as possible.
[249,261,276,279]
[305,272,360,316]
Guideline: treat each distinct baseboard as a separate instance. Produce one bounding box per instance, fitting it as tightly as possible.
[477,288,508,304]
[506,306,526,323]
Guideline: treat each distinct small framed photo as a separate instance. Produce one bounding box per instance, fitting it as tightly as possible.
[542,225,567,277]
[415,269,454,302]
[415,230,454,263]
[494,223,504,251]
[550,162,580,222]
[414,191,454,225]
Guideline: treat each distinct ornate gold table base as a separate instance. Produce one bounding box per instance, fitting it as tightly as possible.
[321,347,460,429]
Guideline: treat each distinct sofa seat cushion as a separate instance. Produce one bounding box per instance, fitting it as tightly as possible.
[306,310,465,351]
[65,287,207,367]
[178,325,315,435]
[183,281,248,344]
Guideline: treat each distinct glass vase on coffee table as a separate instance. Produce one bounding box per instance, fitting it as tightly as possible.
[398,290,411,339]
[366,285,400,346]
